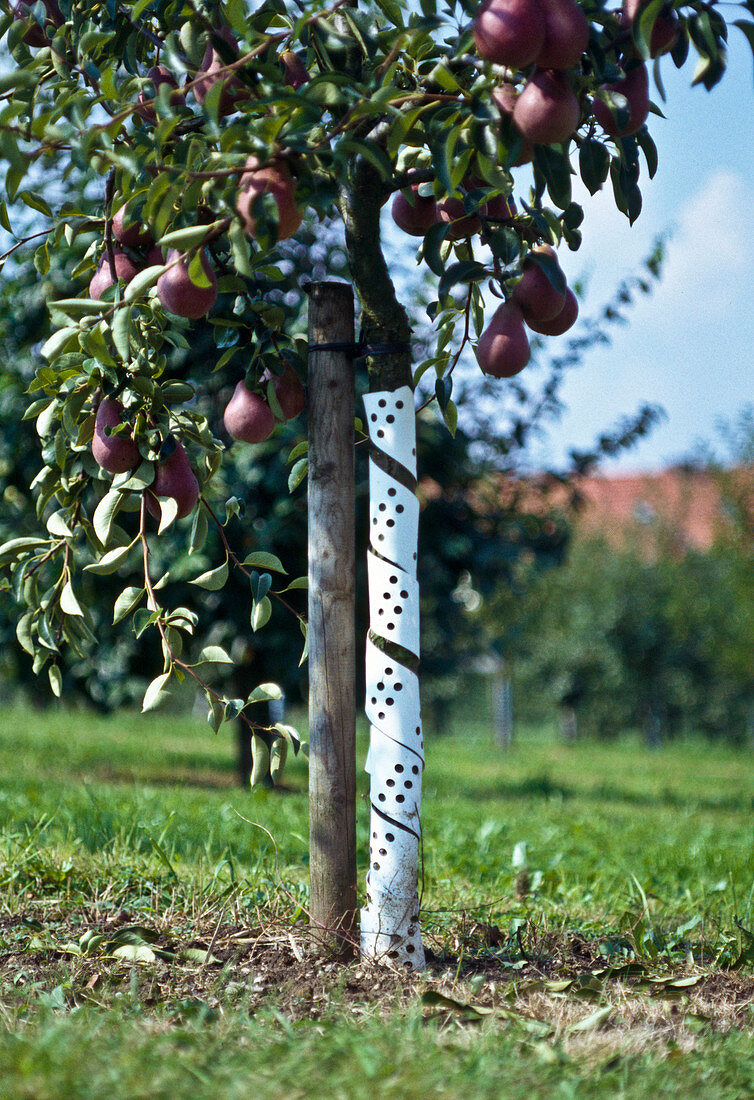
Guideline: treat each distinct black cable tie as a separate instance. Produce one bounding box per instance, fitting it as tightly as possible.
[361,343,412,356]
[307,341,361,355]
[307,340,412,357]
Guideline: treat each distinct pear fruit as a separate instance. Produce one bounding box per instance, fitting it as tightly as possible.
[513,69,581,145]
[91,398,140,474]
[13,1,63,47]
[223,382,276,443]
[473,0,545,69]
[536,0,590,70]
[271,366,306,420]
[89,250,140,299]
[281,50,310,89]
[135,65,185,123]
[437,185,486,240]
[476,301,530,378]
[621,0,679,57]
[526,286,579,334]
[493,84,534,166]
[193,26,250,116]
[486,192,517,222]
[112,206,153,251]
[236,157,302,241]
[391,184,439,236]
[593,62,649,137]
[157,249,218,319]
[512,244,567,323]
[146,442,200,521]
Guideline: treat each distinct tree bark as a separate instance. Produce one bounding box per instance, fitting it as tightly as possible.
[307,282,357,954]
[340,156,426,969]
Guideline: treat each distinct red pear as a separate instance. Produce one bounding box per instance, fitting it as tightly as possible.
[437,192,483,240]
[513,69,581,145]
[473,0,546,69]
[492,84,534,165]
[13,1,63,47]
[476,301,530,378]
[526,286,579,334]
[281,50,310,89]
[145,245,164,266]
[193,26,250,116]
[486,192,517,222]
[223,382,276,443]
[146,442,199,521]
[621,0,679,57]
[89,250,140,299]
[236,157,302,241]
[112,206,153,251]
[512,244,567,323]
[536,0,590,70]
[157,249,218,319]
[92,398,140,474]
[593,62,649,137]
[135,65,186,123]
[272,367,306,420]
[391,185,439,236]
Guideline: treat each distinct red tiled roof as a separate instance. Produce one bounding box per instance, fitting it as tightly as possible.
[572,468,740,551]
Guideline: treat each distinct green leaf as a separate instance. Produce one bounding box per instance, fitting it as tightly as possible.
[250,733,270,787]
[189,560,229,590]
[93,489,124,547]
[533,146,572,210]
[197,645,234,665]
[83,543,136,574]
[568,1006,614,1034]
[288,458,307,493]
[158,222,224,250]
[241,551,287,574]
[0,537,48,567]
[269,736,288,785]
[123,264,164,302]
[41,326,80,362]
[157,496,180,534]
[142,671,172,713]
[60,581,84,617]
[251,595,272,632]
[246,682,283,705]
[113,586,144,624]
[48,664,62,698]
[112,307,132,362]
[112,944,157,963]
[579,139,610,196]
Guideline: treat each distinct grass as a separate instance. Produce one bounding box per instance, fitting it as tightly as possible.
[0,703,752,1098]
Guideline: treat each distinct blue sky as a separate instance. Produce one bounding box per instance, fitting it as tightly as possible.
[534,34,754,472]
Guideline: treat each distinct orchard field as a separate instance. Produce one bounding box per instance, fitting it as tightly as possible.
[0,703,752,1098]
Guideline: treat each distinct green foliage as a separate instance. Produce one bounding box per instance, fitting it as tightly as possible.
[512,517,754,742]
[0,0,744,763]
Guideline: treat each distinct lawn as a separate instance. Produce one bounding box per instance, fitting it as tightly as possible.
[0,704,752,1099]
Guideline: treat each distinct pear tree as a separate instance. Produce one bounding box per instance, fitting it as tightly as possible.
[0,0,749,968]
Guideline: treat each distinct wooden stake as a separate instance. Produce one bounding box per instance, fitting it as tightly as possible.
[307,282,357,954]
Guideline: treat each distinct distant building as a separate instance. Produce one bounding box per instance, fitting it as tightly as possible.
[572,467,725,553]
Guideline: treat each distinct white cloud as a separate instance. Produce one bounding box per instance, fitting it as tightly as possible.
[649,169,754,318]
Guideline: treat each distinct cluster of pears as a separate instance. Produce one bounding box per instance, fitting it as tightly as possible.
[471,0,672,147]
[91,398,199,520]
[476,243,578,378]
[392,177,516,239]
[90,364,306,523]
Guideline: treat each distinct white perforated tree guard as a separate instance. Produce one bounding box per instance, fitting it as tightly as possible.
[360,386,425,969]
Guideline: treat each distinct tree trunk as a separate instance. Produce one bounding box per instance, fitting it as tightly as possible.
[492,669,514,748]
[307,282,357,955]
